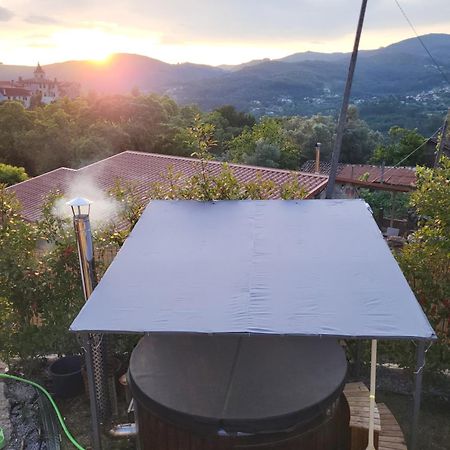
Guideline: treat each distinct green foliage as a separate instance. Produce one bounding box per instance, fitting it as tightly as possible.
[204,105,255,156]
[340,106,382,164]
[226,117,299,169]
[281,108,380,165]
[0,95,198,176]
[0,163,28,186]
[0,101,35,170]
[282,114,335,163]
[396,157,450,370]
[371,126,426,166]
[149,122,306,202]
[358,189,410,220]
[0,184,40,361]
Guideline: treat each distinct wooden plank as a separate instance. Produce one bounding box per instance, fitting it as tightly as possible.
[378,402,407,450]
[345,385,408,450]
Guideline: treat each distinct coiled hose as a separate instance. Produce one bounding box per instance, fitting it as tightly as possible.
[0,373,85,450]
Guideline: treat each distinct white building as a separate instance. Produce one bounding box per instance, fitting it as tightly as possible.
[17,63,60,104]
[0,86,31,108]
[0,63,80,107]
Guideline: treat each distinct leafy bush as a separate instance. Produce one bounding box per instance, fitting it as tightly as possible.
[0,163,28,186]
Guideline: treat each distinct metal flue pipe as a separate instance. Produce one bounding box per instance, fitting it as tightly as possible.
[68,197,118,449]
[108,423,137,439]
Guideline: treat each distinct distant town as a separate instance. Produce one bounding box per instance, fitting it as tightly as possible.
[0,63,79,108]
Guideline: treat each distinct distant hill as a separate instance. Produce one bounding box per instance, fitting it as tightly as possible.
[277,33,450,63]
[1,34,449,119]
[173,34,450,110]
[0,53,224,94]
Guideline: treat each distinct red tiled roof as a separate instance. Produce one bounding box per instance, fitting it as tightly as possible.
[301,160,416,190]
[338,164,416,188]
[9,151,328,222]
[1,87,31,97]
[8,167,77,222]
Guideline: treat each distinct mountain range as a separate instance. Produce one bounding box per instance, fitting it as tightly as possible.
[1,33,449,120]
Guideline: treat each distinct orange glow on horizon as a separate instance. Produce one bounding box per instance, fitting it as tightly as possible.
[1,20,449,67]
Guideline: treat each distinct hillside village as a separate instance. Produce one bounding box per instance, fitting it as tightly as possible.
[0,63,79,107]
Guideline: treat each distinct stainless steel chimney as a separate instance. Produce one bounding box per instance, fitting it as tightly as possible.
[68,197,118,449]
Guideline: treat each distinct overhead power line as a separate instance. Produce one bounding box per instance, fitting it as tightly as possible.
[372,125,444,183]
[393,0,450,86]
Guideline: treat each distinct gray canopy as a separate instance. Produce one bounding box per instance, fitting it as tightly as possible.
[70,200,436,340]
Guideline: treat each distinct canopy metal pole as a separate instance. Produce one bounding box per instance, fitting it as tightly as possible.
[411,340,426,450]
[366,339,377,450]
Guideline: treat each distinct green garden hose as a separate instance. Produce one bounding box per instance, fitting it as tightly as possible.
[0,373,85,450]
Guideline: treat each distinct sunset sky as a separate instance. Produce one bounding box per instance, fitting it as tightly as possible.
[1,0,449,66]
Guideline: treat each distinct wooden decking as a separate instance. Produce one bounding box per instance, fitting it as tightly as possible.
[378,403,407,450]
[344,382,407,450]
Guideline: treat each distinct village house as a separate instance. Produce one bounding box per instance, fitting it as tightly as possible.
[0,86,32,108]
[8,151,328,223]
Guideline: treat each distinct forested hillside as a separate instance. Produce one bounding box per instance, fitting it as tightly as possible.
[1,34,449,134]
[0,95,433,179]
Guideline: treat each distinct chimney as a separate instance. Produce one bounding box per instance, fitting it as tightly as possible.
[67,198,118,430]
[315,143,322,174]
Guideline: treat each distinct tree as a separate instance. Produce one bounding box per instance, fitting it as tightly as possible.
[282,108,380,166]
[397,156,450,369]
[0,101,34,170]
[214,105,255,129]
[340,106,382,164]
[0,163,28,186]
[283,114,335,163]
[0,185,40,362]
[226,118,299,169]
[371,126,425,166]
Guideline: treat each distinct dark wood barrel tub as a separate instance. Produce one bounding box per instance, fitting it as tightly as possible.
[128,335,350,450]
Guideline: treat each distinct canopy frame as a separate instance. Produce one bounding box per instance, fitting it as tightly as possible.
[69,200,436,450]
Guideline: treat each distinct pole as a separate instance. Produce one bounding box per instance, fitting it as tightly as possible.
[434,109,449,168]
[366,339,377,450]
[325,0,369,199]
[315,143,322,173]
[410,341,426,450]
[82,334,103,450]
[390,191,396,229]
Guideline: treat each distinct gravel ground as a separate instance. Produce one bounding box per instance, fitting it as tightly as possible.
[4,381,48,450]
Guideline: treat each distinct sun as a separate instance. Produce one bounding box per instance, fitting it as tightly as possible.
[52,29,116,62]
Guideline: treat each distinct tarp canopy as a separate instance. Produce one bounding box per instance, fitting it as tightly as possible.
[70,200,436,340]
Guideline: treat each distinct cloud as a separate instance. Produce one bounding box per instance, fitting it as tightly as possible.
[0,6,14,21]
[25,15,61,25]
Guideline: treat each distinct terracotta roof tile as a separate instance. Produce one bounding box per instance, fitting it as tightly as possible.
[9,151,328,222]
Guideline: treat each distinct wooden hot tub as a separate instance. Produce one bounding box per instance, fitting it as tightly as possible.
[129,335,350,450]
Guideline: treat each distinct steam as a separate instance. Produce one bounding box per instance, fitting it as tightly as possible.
[53,172,122,229]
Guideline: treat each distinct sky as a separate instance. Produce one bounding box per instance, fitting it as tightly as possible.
[0,0,449,66]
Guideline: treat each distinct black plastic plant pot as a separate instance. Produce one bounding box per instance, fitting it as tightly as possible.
[49,356,83,398]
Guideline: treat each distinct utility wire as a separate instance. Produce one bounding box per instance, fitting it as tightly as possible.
[372,125,443,183]
[393,0,450,86]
